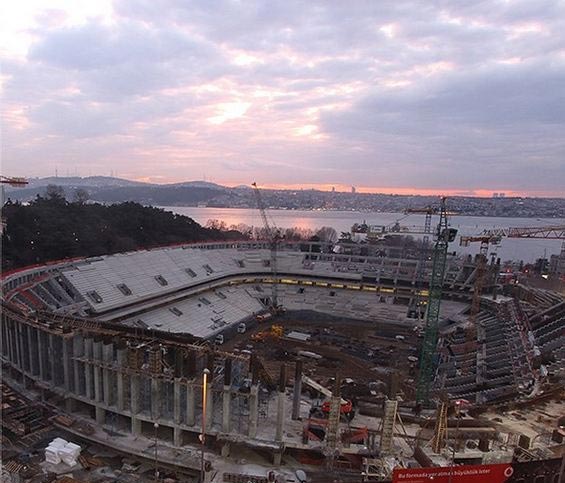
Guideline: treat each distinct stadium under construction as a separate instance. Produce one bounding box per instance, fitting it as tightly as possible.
[1,233,565,482]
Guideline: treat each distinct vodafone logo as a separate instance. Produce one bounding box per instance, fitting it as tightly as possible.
[504,466,514,478]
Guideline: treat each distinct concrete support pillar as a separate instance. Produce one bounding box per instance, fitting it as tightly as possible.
[93,342,102,403]
[21,324,30,373]
[5,319,12,363]
[8,321,16,365]
[28,325,38,376]
[1,321,7,358]
[93,341,105,425]
[16,321,26,372]
[37,330,46,381]
[48,334,56,384]
[151,378,161,419]
[222,385,231,433]
[102,342,113,406]
[173,379,181,424]
[5,320,12,361]
[186,382,196,426]
[221,442,230,457]
[95,406,105,425]
[275,364,287,442]
[62,339,71,391]
[222,358,232,433]
[84,338,93,399]
[72,335,82,396]
[116,349,126,411]
[130,375,141,435]
[248,384,259,438]
[10,321,20,367]
[273,451,283,466]
[203,383,213,431]
[275,392,285,441]
[173,427,182,447]
[292,361,303,420]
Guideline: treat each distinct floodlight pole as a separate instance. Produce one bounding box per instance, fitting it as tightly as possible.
[201,368,210,483]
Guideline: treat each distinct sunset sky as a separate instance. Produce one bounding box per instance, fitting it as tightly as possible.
[2,1,564,197]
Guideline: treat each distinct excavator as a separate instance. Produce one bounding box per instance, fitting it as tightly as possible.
[303,375,355,421]
[251,324,284,342]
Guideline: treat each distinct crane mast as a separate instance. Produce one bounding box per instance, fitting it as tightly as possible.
[416,197,457,405]
[252,182,280,310]
[404,207,436,319]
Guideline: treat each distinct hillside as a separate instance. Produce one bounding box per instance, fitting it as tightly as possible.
[1,195,242,270]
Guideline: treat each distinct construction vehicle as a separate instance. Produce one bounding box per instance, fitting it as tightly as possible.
[303,375,355,421]
[251,324,284,342]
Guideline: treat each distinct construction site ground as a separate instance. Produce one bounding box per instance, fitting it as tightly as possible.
[223,314,422,400]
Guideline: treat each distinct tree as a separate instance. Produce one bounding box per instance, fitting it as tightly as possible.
[315,226,338,243]
[206,219,227,231]
[45,184,66,201]
[73,188,89,204]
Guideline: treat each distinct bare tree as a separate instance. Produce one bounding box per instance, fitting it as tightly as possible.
[315,226,338,243]
[73,188,89,204]
[45,184,66,200]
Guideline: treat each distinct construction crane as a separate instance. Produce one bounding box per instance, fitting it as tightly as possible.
[460,235,501,326]
[461,225,565,243]
[416,197,458,405]
[1,176,29,233]
[252,182,282,311]
[461,224,565,322]
[0,176,28,187]
[404,207,436,319]
[302,375,354,420]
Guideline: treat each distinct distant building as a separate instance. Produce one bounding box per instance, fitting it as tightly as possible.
[549,243,565,276]
[351,186,356,194]
[331,186,335,193]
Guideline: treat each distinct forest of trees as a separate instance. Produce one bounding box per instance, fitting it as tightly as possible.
[1,185,352,271]
[1,186,242,270]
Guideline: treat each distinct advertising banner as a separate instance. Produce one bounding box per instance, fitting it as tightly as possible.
[393,463,515,483]
[393,458,563,483]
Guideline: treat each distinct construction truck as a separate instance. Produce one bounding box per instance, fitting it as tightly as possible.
[251,324,284,342]
[303,375,355,421]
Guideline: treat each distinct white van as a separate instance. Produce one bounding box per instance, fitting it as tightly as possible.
[237,323,247,334]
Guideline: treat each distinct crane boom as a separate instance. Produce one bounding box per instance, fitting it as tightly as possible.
[416,197,457,404]
[252,182,280,309]
[302,375,347,404]
[461,225,565,243]
[0,176,28,187]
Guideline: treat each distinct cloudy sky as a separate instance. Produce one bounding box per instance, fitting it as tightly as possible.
[2,0,564,196]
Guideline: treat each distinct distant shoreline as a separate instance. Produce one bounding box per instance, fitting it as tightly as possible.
[157,204,565,220]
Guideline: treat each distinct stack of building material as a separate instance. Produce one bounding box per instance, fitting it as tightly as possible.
[45,438,66,464]
[59,442,81,466]
[44,438,81,466]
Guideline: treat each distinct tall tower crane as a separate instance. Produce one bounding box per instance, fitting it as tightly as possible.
[404,206,437,319]
[460,235,501,326]
[416,197,458,405]
[252,182,282,311]
[460,224,565,321]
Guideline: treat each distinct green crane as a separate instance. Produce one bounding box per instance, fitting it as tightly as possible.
[416,197,457,405]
